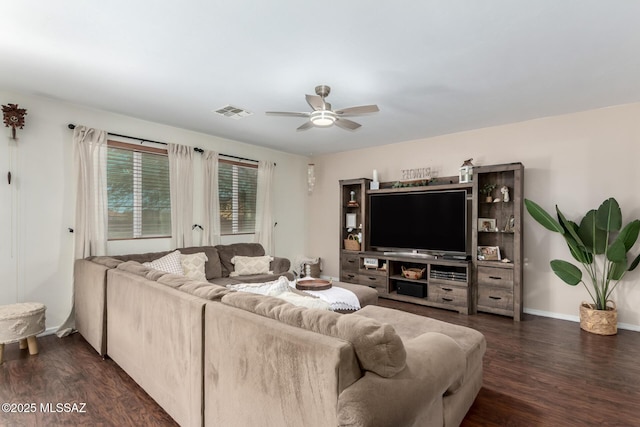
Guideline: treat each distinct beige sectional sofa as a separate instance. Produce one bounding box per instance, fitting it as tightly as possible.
[73,243,486,427]
[75,243,294,355]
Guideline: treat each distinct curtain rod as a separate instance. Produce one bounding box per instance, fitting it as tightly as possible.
[67,123,262,164]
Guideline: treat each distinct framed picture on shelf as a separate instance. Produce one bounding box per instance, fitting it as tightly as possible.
[478,218,496,232]
[478,246,501,261]
[503,215,515,232]
[346,213,357,229]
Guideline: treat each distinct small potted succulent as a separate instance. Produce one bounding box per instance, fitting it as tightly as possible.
[479,183,497,203]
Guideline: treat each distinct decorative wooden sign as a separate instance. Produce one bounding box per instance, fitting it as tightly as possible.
[2,103,27,139]
[401,167,431,181]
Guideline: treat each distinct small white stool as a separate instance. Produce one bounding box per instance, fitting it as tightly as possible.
[0,302,46,365]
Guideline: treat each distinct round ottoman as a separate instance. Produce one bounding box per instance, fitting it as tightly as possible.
[0,302,46,364]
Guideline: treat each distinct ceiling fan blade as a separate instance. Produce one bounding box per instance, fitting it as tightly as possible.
[335,105,379,115]
[305,94,325,111]
[334,118,361,131]
[296,121,314,131]
[265,111,310,118]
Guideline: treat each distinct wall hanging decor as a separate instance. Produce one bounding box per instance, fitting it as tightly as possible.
[2,103,27,139]
[307,163,316,193]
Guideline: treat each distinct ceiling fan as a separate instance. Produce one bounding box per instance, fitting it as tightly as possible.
[266,85,379,131]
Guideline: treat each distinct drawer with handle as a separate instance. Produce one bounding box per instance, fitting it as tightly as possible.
[477,286,514,311]
[427,284,467,307]
[477,266,514,289]
[359,274,387,293]
[341,253,359,272]
[340,272,359,284]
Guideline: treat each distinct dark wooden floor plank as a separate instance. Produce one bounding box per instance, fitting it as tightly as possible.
[1,299,639,426]
[0,333,177,426]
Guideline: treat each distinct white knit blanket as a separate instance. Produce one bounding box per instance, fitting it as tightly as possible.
[290,280,361,311]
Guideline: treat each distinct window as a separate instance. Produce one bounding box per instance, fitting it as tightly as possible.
[218,160,258,235]
[106,141,171,239]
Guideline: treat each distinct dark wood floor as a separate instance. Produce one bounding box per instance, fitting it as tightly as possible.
[1,300,639,426]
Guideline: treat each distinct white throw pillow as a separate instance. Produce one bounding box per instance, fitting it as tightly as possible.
[143,250,184,275]
[181,252,208,282]
[229,255,273,277]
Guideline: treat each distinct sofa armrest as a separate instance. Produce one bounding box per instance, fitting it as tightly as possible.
[270,256,290,274]
[337,332,466,427]
[74,259,112,356]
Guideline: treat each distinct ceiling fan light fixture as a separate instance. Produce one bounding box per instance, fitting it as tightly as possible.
[310,110,336,127]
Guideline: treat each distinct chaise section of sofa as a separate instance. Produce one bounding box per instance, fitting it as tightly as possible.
[353,305,487,427]
[204,292,482,427]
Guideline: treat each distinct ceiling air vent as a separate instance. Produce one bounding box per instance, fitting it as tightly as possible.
[213,105,253,120]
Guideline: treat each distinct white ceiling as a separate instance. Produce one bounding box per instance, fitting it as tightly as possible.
[2,1,640,155]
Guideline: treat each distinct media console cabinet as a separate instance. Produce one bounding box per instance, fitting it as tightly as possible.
[342,251,473,314]
[339,162,524,319]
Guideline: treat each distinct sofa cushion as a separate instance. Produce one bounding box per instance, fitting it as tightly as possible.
[116,260,156,277]
[87,256,123,268]
[355,304,486,390]
[221,292,406,378]
[143,250,184,275]
[113,250,172,264]
[215,243,265,277]
[113,246,223,280]
[181,252,208,282]
[156,273,230,301]
[229,255,273,277]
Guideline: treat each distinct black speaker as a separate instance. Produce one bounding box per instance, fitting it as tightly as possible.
[396,281,427,298]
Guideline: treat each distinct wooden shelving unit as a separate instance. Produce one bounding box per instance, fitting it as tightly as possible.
[472,163,524,320]
[339,178,370,285]
[338,164,525,320]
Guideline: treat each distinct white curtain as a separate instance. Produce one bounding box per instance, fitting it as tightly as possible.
[58,125,108,338]
[168,143,194,248]
[72,126,108,259]
[202,150,221,245]
[254,161,275,254]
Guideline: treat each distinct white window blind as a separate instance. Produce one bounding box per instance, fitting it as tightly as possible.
[107,141,171,239]
[218,160,258,235]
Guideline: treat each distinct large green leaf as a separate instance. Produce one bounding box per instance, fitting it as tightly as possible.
[596,198,622,232]
[629,253,640,272]
[525,199,564,234]
[550,260,582,285]
[607,240,627,263]
[557,207,586,249]
[609,258,628,281]
[614,220,640,252]
[564,234,593,264]
[578,210,606,254]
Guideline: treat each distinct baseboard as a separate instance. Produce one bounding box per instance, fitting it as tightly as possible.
[524,308,640,332]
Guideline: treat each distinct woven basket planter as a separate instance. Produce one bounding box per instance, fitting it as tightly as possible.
[579,301,617,335]
[344,234,360,251]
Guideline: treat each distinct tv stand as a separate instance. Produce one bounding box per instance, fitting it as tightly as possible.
[341,250,474,315]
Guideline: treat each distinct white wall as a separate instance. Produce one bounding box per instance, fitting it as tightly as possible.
[308,103,640,330]
[0,90,310,331]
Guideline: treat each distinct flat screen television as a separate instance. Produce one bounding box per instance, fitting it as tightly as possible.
[368,189,468,255]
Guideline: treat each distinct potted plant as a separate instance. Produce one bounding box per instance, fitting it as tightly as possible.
[525,197,640,335]
[479,183,497,203]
